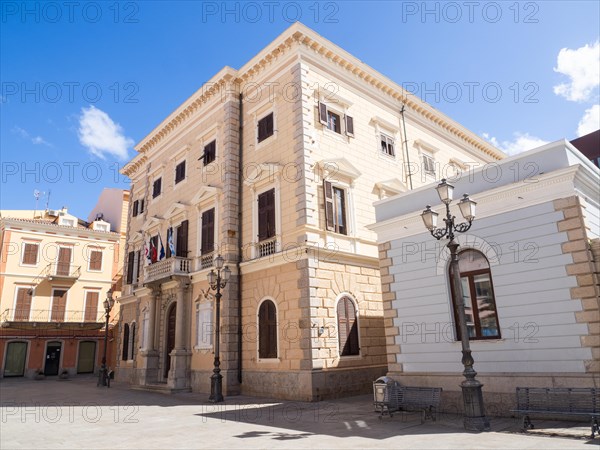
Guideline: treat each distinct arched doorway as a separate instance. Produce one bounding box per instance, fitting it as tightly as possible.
[164,303,176,378]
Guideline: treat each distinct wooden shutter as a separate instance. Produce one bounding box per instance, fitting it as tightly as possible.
[201,209,215,254]
[84,291,99,322]
[176,220,189,257]
[135,250,141,282]
[323,180,334,231]
[139,199,144,213]
[89,250,102,271]
[204,141,216,165]
[14,288,32,320]
[51,289,67,321]
[130,323,136,360]
[257,189,275,241]
[122,324,129,360]
[132,200,139,217]
[344,115,354,137]
[259,301,277,359]
[319,102,328,125]
[175,161,186,183]
[337,296,359,356]
[22,243,38,265]
[56,247,71,276]
[126,251,135,284]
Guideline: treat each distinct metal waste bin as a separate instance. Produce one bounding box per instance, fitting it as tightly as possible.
[373,376,401,418]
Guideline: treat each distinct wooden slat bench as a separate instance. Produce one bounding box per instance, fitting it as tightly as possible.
[511,387,600,438]
[397,387,442,422]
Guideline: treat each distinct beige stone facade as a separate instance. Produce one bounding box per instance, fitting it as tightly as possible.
[115,23,501,400]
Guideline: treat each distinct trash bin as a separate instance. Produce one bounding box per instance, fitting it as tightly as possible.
[373,376,401,418]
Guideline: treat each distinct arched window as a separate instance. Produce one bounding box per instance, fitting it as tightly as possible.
[129,323,136,360]
[449,249,500,340]
[337,296,359,356]
[122,323,130,361]
[258,300,277,359]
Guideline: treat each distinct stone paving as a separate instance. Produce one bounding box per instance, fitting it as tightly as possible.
[0,376,596,449]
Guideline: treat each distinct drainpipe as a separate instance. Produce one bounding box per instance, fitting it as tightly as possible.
[237,93,243,384]
[400,104,414,190]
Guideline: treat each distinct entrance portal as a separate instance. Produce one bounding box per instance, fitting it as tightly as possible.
[44,341,62,376]
[164,304,176,378]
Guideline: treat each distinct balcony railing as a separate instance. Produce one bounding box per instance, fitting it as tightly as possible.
[44,263,81,280]
[257,237,278,258]
[0,308,104,323]
[144,257,191,284]
[198,252,214,271]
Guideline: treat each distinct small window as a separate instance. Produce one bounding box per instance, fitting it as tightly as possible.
[94,223,108,232]
[61,218,75,227]
[257,188,276,242]
[449,250,501,340]
[129,323,136,360]
[175,160,186,184]
[258,300,277,359]
[318,102,354,137]
[152,177,162,198]
[132,200,139,217]
[126,251,135,285]
[257,113,274,143]
[422,154,436,176]
[196,302,213,349]
[122,324,130,360]
[21,243,39,265]
[337,296,359,356]
[323,181,347,235]
[203,140,216,165]
[381,133,395,157]
[84,291,99,322]
[88,250,103,271]
[14,287,32,321]
[139,199,145,214]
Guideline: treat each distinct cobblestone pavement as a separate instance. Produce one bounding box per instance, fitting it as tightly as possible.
[0,377,595,449]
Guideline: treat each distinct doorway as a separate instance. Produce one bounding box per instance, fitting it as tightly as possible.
[4,342,28,377]
[44,341,62,376]
[164,304,176,378]
[77,341,96,373]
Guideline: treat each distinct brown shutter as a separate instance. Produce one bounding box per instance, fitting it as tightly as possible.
[135,250,141,282]
[140,199,144,213]
[89,250,102,271]
[344,115,354,137]
[51,289,67,322]
[122,324,129,360]
[85,291,99,322]
[319,102,328,125]
[323,180,334,231]
[176,220,189,257]
[132,200,139,217]
[22,243,38,265]
[15,288,32,320]
[337,297,359,356]
[56,248,72,276]
[259,301,277,358]
[257,189,275,241]
[201,209,215,254]
[126,251,135,284]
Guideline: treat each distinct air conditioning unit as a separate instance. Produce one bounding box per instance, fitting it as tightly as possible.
[47,209,59,216]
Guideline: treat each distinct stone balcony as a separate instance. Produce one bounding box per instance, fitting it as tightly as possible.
[144,257,191,285]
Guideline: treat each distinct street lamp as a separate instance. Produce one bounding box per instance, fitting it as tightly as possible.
[421,179,489,431]
[206,254,231,403]
[97,288,115,387]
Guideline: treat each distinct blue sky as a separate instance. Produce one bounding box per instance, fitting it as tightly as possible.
[1,1,599,219]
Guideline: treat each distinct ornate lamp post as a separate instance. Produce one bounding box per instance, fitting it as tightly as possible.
[207,254,231,403]
[97,289,115,387]
[421,179,490,431]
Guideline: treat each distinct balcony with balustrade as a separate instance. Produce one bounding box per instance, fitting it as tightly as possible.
[144,257,192,285]
[0,308,105,330]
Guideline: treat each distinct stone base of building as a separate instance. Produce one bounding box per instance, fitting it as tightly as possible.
[388,371,599,417]
[191,368,240,397]
[241,365,387,401]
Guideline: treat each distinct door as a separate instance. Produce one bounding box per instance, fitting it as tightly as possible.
[164,304,176,377]
[56,247,72,276]
[44,342,62,376]
[77,341,96,373]
[51,289,67,321]
[4,342,28,377]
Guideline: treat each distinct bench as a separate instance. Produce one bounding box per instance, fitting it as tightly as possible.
[511,387,600,438]
[374,385,442,421]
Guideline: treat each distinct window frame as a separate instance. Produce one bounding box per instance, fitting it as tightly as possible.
[200,206,216,256]
[152,176,162,199]
[195,301,213,350]
[202,140,217,166]
[252,183,281,259]
[257,298,279,361]
[174,159,187,185]
[449,250,501,341]
[318,101,354,138]
[257,111,275,144]
[323,180,351,236]
[50,287,69,322]
[380,132,396,158]
[122,323,130,361]
[13,286,33,321]
[20,242,40,267]
[87,249,103,272]
[83,289,100,322]
[335,294,360,357]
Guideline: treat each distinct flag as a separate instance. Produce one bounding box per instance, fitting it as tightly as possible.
[158,232,166,260]
[167,227,176,257]
[144,237,151,265]
[150,237,157,263]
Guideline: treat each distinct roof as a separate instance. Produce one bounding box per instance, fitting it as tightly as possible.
[570,130,600,167]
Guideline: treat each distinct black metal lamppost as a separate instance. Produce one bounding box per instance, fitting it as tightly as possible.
[97,289,115,387]
[421,179,490,431]
[207,254,231,403]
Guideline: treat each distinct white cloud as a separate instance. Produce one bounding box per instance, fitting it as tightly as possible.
[553,40,600,102]
[78,106,133,160]
[482,132,549,156]
[577,104,600,137]
[12,126,53,147]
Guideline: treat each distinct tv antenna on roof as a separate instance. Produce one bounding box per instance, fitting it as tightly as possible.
[33,190,45,218]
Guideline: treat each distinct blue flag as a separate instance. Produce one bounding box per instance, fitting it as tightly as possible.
[167,227,176,256]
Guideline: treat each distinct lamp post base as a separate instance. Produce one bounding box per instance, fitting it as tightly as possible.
[97,364,107,387]
[460,380,490,431]
[209,371,224,403]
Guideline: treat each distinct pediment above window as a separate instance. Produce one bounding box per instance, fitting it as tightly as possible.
[370,116,399,133]
[375,178,407,199]
[164,202,189,221]
[141,216,163,232]
[243,163,282,188]
[317,157,361,181]
[131,231,143,244]
[191,186,220,205]
[414,139,440,154]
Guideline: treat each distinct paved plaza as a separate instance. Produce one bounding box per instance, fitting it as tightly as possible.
[0,377,595,449]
